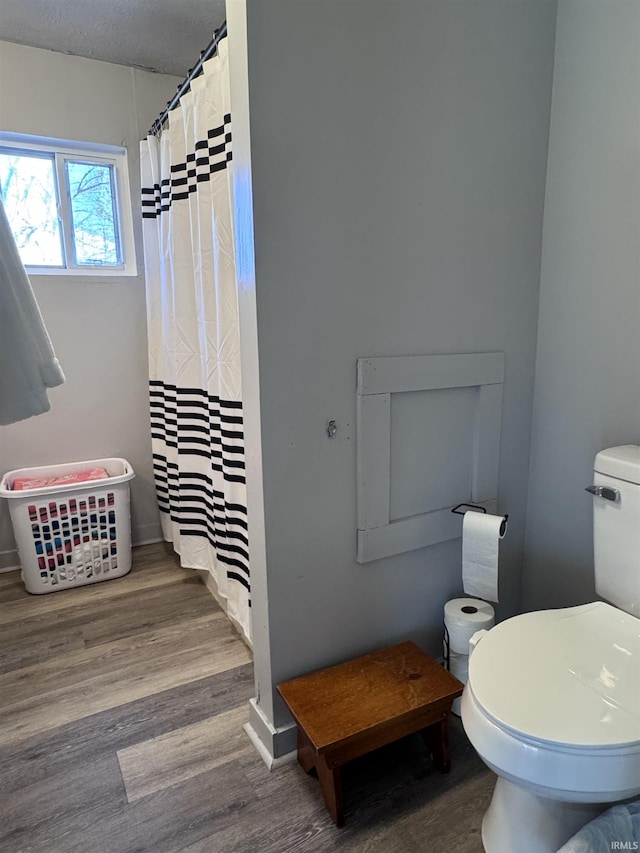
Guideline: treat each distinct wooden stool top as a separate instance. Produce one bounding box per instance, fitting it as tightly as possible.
[278,641,463,754]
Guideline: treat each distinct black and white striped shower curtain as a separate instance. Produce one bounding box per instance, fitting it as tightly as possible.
[140,39,250,640]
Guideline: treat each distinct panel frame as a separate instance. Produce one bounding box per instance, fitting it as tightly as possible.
[356,352,504,563]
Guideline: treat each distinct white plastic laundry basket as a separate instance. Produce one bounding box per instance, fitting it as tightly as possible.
[0,458,135,594]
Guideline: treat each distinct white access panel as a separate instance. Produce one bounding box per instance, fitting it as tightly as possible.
[356,352,504,563]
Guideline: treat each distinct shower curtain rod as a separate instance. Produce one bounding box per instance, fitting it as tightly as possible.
[148,22,228,136]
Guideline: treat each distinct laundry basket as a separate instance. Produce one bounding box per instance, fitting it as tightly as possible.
[0,458,135,593]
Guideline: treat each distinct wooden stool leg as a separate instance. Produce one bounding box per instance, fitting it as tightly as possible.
[424,716,451,773]
[316,756,344,827]
[297,727,316,775]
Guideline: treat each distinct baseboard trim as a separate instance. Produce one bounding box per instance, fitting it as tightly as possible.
[246,697,297,767]
[132,536,164,548]
[243,722,297,770]
[131,521,163,547]
[0,549,19,573]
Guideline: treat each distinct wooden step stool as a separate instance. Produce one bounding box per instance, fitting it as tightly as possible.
[277,641,464,826]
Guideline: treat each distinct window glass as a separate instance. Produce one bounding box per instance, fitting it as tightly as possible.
[65,160,121,267]
[0,150,64,267]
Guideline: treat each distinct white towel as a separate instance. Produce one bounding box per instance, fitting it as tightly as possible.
[557,802,640,852]
[0,195,65,425]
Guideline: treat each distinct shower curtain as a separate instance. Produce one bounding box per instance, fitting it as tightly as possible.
[140,38,250,641]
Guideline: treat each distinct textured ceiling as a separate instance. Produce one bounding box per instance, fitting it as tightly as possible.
[0,0,226,76]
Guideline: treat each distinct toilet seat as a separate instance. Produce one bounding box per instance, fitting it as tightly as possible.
[469,601,640,749]
[462,681,640,802]
[462,601,640,802]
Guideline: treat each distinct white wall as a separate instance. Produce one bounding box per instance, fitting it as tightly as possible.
[0,42,180,567]
[523,1,640,610]
[232,0,557,757]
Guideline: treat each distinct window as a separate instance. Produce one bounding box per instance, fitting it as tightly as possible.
[0,133,136,276]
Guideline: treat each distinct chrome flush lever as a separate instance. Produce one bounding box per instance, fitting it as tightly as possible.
[585,485,620,502]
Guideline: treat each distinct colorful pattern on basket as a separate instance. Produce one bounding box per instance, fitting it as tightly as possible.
[27,492,119,587]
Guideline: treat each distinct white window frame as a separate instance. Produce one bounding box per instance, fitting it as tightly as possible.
[0,131,137,277]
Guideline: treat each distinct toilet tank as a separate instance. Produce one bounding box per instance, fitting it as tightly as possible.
[592,445,640,618]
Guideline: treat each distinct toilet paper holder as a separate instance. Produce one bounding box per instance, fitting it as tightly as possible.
[451,503,509,537]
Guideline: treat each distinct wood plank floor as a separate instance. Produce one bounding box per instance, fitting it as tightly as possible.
[0,542,495,852]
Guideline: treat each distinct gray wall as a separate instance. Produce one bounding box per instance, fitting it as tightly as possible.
[523,1,640,610]
[242,0,557,735]
[0,42,180,566]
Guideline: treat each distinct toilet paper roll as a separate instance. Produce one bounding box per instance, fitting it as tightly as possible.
[444,597,495,654]
[449,651,469,683]
[462,511,504,603]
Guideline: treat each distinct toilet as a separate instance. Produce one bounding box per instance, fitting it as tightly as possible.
[461,445,640,853]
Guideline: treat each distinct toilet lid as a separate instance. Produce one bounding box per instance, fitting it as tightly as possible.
[469,601,640,748]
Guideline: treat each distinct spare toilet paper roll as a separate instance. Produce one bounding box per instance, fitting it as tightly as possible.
[462,511,504,603]
[444,597,495,654]
[449,652,470,716]
[449,651,469,684]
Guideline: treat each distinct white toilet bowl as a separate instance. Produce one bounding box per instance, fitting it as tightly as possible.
[461,601,640,853]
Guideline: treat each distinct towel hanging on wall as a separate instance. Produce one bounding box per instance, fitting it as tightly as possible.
[0,196,65,425]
